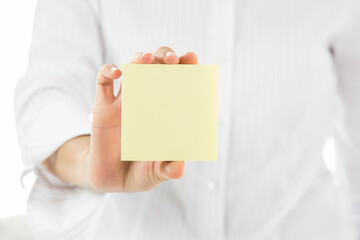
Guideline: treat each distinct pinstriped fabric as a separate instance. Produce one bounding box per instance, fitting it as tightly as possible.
[26,165,106,240]
[14,0,360,239]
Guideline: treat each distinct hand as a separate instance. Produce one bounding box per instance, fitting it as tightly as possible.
[89,47,198,192]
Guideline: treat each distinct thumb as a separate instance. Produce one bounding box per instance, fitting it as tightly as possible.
[95,63,122,104]
[157,161,185,181]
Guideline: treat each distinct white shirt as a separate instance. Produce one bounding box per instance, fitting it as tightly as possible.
[14,0,360,239]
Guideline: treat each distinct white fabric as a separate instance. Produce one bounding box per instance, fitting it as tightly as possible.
[14,0,360,239]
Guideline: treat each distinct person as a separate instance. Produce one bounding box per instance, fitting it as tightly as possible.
[14,0,360,239]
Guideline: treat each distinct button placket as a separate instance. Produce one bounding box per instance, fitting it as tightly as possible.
[204,0,236,239]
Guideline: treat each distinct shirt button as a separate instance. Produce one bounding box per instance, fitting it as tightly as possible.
[207,180,216,191]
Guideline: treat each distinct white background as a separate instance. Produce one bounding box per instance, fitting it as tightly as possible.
[0,0,37,219]
[0,0,337,220]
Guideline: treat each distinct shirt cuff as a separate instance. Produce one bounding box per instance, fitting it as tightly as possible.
[26,164,107,240]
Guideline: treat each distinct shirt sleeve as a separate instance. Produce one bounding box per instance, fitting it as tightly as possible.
[14,0,107,239]
[331,0,360,236]
[14,0,103,169]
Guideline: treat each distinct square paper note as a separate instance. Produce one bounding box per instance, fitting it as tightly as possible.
[121,64,218,161]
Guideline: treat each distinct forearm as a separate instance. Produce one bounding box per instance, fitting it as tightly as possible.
[43,135,92,188]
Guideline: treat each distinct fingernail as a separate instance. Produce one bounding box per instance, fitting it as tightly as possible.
[165,51,176,57]
[162,173,170,180]
[159,165,170,180]
[110,66,118,72]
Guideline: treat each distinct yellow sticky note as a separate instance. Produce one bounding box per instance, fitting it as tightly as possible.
[121,64,218,161]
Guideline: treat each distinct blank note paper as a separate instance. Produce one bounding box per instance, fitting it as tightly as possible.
[121,64,218,161]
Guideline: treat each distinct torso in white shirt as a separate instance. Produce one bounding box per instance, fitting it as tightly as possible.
[24,0,359,239]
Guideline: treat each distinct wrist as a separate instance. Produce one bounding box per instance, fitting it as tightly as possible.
[79,146,93,189]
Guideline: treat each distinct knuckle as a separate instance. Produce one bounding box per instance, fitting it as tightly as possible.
[96,73,107,84]
[104,63,114,68]
[153,172,163,185]
[97,71,113,85]
[99,63,114,74]
[100,64,108,71]
[133,52,144,62]
[152,162,164,184]
[159,46,173,52]
[153,46,175,57]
